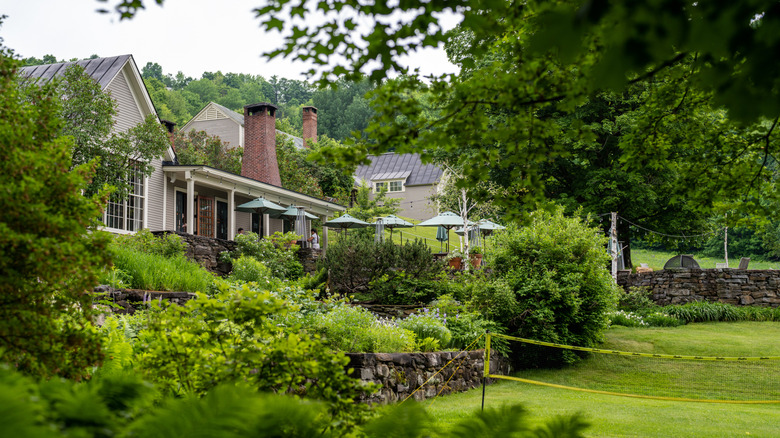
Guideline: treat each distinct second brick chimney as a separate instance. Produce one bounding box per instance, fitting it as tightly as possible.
[242,102,281,186]
[302,106,318,147]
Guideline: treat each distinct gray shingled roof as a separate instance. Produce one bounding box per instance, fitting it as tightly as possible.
[208,102,304,149]
[18,55,132,89]
[355,153,443,186]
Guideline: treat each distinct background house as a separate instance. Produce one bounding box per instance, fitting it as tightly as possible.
[184,103,443,221]
[354,153,443,221]
[180,101,316,150]
[20,56,343,243]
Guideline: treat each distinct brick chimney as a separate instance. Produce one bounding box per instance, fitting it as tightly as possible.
[241,102,281,186]
[302,106,318,147]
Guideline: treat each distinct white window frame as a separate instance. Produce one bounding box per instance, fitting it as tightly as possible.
[374,179,405,193]
[103,162,146,234]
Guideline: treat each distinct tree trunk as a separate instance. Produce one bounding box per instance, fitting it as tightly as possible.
[619,220,633,269]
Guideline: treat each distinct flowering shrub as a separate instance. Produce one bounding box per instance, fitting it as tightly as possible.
[429,295,509,356]
[608,310,649,327]
[609,310,684,328]
[368,319,417,353]
[312,305,417,353]
[643,312,684,327]
[396,309,452,350]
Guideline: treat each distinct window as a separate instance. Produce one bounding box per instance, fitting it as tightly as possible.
[104,162,144,232]
[374,180,404,193]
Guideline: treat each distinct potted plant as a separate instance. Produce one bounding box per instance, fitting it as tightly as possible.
[469,246,483,268]
[447,249,464,270]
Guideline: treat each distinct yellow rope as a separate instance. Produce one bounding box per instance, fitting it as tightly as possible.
[489,374,780,404]
[427,351,471,406]
[491,333,780,361]
[401,334,485,404]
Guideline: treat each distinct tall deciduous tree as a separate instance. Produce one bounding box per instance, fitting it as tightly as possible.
[0,44,112,379]
[99,1,780,227]
[275,119,355,203]
[173,129,243,174]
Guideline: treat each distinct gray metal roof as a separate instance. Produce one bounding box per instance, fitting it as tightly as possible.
[371,170,411,181]
[18,55,132,89]
[207,102,304,149]
[355,153,443,186]
[211,102,245,125]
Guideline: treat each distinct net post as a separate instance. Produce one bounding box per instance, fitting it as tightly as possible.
[482,331,491,411]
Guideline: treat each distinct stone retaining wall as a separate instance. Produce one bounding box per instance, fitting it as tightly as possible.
[297,247,321,275]
[617,269,780,307]
[346,350,510,404]
[152,231,321,276]
[152,231,236,276]
[93,285,196,315]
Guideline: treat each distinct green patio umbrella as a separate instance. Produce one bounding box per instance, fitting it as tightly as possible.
[455,219,505,251]
[373,214,414,242]
[273,205,318,220]
[323,213,370,235]
[417,211,465,252]
[436,225,448,252]
[235,197,287,214]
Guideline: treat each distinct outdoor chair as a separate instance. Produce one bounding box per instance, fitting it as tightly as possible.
[738,258,750,270]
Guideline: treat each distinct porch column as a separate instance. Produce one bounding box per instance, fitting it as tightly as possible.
[228,189,235,239]
[186,172,195,235]
[263,213,270,237]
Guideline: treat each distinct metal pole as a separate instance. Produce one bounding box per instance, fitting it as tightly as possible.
[482,331,491,411]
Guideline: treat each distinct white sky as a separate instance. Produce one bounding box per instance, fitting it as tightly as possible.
[1,0,458,81]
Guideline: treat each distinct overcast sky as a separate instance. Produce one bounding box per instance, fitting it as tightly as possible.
[1,0,458,80]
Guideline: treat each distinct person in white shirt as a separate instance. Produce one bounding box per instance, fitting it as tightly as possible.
[308,229,320,249]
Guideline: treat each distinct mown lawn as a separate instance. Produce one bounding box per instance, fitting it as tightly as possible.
[631,248,780,270]
[423,322,780,437]
[327,215,467,252]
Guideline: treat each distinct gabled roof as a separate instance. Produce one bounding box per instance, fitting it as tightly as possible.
[211,102,245,125]
[355,153,443,186]
[182,101,305,149]
[19,55,133,89]
[19,54,174,163]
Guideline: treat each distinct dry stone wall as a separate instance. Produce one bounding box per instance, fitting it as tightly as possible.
[152,231,321,276]
[152,231,236,276]
[346,350,510,404]
[617,269,780,307]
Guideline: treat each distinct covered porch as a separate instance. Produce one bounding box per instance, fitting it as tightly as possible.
[162,165,345,247]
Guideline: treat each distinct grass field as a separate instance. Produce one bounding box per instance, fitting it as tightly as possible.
[423,322,780,437]
[328,218,780,270]
[327,216,472,252]
[631,248,780,270]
